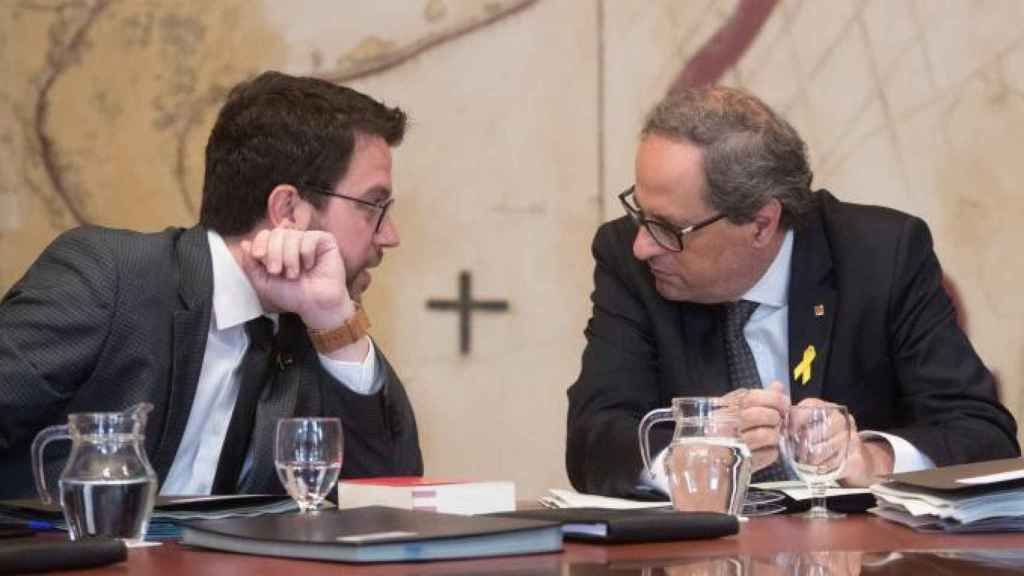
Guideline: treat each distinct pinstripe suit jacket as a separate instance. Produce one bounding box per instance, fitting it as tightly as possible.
[0,226,422,498]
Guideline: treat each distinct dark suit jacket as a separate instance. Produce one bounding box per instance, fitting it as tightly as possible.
[0,226,422,498]
[567,190,1019,497]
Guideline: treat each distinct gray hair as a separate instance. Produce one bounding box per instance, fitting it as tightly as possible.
[641,86,814,228]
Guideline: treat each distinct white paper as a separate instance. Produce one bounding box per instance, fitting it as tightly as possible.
[778,486,872,501]
[752,480,869,502]
[541,489,669,510]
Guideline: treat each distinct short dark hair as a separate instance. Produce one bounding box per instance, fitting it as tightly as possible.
[199,71,407,236]
[642,86,814,228]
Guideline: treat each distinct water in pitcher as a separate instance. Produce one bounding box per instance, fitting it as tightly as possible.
[60,478,156,545]
[665,436,751,515]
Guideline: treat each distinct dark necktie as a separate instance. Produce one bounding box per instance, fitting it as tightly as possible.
[724,300,789,482]
[212,316,275,494]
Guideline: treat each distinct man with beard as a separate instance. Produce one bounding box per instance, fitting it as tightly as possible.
[0,71,422,497]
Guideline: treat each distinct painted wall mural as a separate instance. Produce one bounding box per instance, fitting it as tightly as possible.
[3,0,1024,497]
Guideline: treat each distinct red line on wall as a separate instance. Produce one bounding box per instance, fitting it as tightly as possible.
[670,0,779,92]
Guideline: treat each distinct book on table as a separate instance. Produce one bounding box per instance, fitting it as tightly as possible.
[0,494,298,540]
[336,476,516,515]
[180,505,562,563]
[490,507,739,543]
[870,457,1024,532]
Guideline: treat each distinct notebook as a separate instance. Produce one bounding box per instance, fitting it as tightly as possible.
[490,507,738,543]
[180,506,562,563]
[885,457,1024,491]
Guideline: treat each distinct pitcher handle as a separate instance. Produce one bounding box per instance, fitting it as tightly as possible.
[31,424,70,504]
[638,407,674,479]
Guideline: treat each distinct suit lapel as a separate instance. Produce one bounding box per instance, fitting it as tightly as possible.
[787,210,837,405]
[150,227,214,484]
[681,303,731,397]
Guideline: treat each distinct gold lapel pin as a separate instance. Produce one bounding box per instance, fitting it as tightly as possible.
[814,304,825,317]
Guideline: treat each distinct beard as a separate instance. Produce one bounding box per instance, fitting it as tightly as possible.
[347,269,372,302]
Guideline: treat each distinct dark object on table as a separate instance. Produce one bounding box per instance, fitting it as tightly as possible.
[490,507,739,543]
[181,506,562,563]
[0,537,126,574]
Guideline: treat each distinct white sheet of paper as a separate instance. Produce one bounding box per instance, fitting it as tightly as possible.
[778,486,872,501]
[543,489,669,509]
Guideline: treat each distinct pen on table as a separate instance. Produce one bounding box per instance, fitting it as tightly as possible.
[0,520,58,531]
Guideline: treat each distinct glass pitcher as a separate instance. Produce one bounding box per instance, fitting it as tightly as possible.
[638,396,751,515]
[31,403,158,545]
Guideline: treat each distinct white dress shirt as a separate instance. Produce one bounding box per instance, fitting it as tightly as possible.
[160,231,379,495]
[642,230,933,494]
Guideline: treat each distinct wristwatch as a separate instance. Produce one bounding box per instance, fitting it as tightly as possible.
[307,305,371,353]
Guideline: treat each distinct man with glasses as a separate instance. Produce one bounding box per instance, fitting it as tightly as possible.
[0,71,422,498]
[566,86,1018,498]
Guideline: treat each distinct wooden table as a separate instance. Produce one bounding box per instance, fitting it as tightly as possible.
[47,514,1024,575]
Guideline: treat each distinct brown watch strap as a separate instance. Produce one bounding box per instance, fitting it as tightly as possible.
[307,306,371,353]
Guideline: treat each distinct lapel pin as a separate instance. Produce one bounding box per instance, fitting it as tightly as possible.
[793,345,816,386]
[276,353,294,371]
[814,304,825,317]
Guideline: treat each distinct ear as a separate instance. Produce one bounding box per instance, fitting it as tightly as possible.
[266,184,315,231]
[750,198,782,248]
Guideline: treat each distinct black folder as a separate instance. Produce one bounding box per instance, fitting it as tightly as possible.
[489,507,738,543]
[886,457,1024,492]
[181,506,562,563]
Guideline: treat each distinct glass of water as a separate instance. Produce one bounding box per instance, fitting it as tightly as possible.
[275,417,343,513]
[782,405,852,519]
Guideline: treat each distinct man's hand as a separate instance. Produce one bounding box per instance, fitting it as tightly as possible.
[792,398,894,487]
[729,381,789,472]
[239,228,354,330]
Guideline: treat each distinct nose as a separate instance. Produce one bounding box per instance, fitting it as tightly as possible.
[632,225,664,262]
[375,214,400,248]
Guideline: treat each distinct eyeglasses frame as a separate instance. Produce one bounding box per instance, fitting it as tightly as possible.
[300,184,394,234]
[618,185,726,252]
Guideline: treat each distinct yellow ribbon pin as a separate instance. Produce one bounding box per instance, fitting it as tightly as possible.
[793,345,816,386]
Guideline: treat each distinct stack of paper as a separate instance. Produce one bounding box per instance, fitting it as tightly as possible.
[0,495,299,541]
[145,495,300,540]
[869,458,1024,533]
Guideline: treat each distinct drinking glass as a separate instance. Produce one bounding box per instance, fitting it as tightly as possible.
[782,405,852,519]
[274,417,343,513]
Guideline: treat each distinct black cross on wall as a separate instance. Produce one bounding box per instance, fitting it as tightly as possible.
[426,270,510,355]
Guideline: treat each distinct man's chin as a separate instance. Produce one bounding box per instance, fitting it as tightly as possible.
[653,278,683,301]
[654,277,700,303]
[348,269,373,301]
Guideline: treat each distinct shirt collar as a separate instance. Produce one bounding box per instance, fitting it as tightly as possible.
[207,230,274,331]
[741,229,793,309]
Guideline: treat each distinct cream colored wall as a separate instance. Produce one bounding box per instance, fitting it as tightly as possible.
[3,0,1024,499]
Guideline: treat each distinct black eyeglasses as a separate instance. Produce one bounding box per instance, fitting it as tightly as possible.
[301,185,394,234]
[619,186,725,252]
